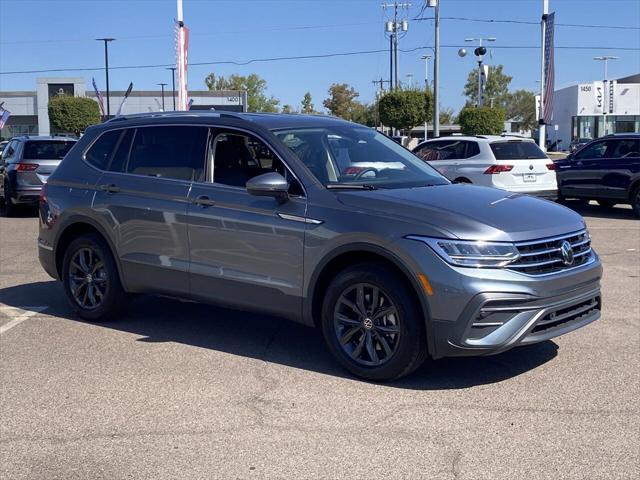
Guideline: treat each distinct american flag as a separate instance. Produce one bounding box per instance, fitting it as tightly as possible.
[543,12,555,125]
[0,107,10,129]
[92,77,106,116]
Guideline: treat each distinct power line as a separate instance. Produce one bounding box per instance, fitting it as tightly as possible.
[414,16,640,30]
[1,44,638,76]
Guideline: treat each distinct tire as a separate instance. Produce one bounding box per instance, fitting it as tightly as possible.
[631,185,640,218]
[0,183,15,217]
[321,263,428,381]
[596,199,616,209]
[454,177,471,184]
[61,233,126,321]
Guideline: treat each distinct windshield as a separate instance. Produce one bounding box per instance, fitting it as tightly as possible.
[24,140,75,160]
[272,126,448,189]
[490,141,547,160]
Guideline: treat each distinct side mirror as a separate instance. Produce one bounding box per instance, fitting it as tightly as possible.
[565,153,574,161]
[246,172,289,204]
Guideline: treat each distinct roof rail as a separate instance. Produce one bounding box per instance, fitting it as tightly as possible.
[105,110,243,123]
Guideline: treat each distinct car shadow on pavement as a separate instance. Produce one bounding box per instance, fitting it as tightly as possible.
[0,280,558,390]
[560,200,636,220]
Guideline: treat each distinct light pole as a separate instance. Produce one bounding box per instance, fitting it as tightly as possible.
[383,3,410,91]
[594,56,618,135]
[421,54,432,141]
[426,0,440,137]
[96,38,115,117]
[464,37,496,107]
[593,55,618,82]
[166,67,176,110]
[157,83,167,111]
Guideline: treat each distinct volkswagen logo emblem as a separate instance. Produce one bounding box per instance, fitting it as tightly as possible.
[529,164,534,170]
[560,240,574,266]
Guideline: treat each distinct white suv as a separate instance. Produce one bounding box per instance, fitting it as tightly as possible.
[413,136,557,199]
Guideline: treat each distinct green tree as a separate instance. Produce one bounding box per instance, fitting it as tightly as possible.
[458,106,506,135]
[205,73,279,112]
[323,83,360,120]
[281,104,296,114]
[48,95,101,136]
[301,92,315,114]
[378,89,432,132]
[439,107,457,125]
[464,64,512,107]
[505,89,537,131]
[351,102,377,127]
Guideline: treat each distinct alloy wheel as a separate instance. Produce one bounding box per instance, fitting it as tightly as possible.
[68,247,108,310]
[333,283,401,367]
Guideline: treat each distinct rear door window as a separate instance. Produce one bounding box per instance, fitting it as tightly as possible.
[574,140,613,160]
[23,140,75,160]
[490,141,547,160]
[609,139,640,158]
[126,126,208,181]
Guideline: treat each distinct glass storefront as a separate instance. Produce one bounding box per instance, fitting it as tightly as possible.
[572,115,639,140]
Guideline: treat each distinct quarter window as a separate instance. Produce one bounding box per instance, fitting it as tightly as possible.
[85,130,122,170]
[126,126,208,181]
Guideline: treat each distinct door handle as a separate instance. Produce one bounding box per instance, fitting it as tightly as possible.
[99,183,120,193]
[192,195,215,207]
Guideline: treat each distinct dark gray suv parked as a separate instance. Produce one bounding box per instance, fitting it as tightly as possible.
[38,112,602,381]
[1,135,77,216]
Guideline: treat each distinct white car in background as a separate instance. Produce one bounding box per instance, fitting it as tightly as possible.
[413,136,558,199]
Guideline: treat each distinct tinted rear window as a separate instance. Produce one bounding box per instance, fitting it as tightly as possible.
[23,140,75,160]
[490,141,547,160]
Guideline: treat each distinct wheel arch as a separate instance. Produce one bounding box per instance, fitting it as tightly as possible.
[453,177,472,184]
[54,216,126,289]
[305,243,434,355]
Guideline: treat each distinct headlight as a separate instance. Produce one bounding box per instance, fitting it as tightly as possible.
[407,236,520,268]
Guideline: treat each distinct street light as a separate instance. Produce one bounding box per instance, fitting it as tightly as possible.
[593,55,619,81]
[464,37,496,107]
[157,83,167,111]
[96,38,115,117]
[426,0,440,137]
[421,54,432,141]
[166,67,176,110]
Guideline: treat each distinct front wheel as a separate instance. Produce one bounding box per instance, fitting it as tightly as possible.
[61,233,126,321]
[0,183,16,217]
[321,264,428,381]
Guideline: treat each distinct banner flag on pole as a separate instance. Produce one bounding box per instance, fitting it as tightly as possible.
[175,20,190,111]
[0,107,10,129]
[116,82,133,117]
[543,11,555,124]
[92,77,106,116]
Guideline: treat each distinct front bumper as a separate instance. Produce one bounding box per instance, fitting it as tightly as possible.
[397,238,602,359]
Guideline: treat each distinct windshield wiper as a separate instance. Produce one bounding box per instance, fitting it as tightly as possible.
[325,183,378,190]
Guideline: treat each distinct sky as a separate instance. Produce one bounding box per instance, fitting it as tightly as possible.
[1,0,639,114]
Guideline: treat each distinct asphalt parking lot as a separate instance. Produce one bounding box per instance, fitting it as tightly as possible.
[1,202,638,480]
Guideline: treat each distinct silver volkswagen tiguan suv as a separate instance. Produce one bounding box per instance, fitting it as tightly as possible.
[38,112,602,381]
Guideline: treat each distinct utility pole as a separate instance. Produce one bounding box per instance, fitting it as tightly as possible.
[421,54,432,141]
[96,38,115,117]
[157,83,167,111]
[538,0,548,151]
[166,67,176,110]
[383,2,410,91]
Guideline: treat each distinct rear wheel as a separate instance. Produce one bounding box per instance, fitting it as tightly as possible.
[0,182,16,217]
[632,185,640,218]
[61,233,126,321]
[321,264,428,381]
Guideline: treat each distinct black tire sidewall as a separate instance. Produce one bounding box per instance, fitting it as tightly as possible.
[61,234,124,321]
[321,264,427,381]
[632,186,640,218]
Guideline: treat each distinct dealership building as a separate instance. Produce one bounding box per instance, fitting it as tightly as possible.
[552,73,640,147]
[0,77,247,139]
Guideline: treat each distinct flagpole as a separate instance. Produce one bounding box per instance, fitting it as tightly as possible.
[176,0,187,111]
[538,0,548,151]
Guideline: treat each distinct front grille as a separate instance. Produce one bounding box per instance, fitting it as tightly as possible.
[508,230,592,276]
[532,296,601,333]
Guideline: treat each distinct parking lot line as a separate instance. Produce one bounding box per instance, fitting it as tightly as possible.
[0,305,48,335]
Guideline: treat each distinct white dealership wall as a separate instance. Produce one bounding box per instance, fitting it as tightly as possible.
[552,74,640,146]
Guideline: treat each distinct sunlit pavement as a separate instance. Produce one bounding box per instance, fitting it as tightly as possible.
[1,202,638,479]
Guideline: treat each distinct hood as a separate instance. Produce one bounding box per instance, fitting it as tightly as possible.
[335,184,585,242]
